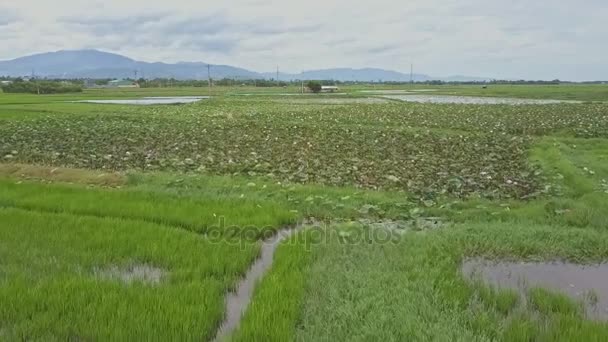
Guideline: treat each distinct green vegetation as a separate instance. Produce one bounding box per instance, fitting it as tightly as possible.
[1,80,82,94]
[420,84,608,102]
[0,207,260,340]
[0,179,295,237]
[306,81,322,93]
[234,222,608,341]
[0,84,607,340]
[5,89,606,199]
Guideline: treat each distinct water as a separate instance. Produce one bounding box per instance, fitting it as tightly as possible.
[359,89,438,94]
[214,226,303,341]
[359,90,414,94]
[234,93,347,96]
[384,95,581,105]
[76,96,209,105]
[462,259,608,319]
[276,97,389,104]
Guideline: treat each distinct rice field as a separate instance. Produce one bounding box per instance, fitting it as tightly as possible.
[1,84,607,340]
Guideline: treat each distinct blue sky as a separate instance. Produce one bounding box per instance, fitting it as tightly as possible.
[1,0,607,80]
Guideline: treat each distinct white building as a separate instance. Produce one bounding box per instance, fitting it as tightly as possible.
[321,86,339,93]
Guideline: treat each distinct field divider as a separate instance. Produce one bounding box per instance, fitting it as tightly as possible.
[213,224,306,341]
[0,200,203,231]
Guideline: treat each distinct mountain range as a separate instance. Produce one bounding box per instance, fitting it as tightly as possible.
[0,50,490,82]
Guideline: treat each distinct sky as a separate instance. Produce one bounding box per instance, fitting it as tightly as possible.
[0,0,607,81]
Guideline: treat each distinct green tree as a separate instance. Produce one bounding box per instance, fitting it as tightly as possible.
[307,81,322,93]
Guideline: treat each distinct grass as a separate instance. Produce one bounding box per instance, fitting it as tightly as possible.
[0,207,260,341]
[0,178,295,238]
[419,84,608,102]
[232,222,608,341]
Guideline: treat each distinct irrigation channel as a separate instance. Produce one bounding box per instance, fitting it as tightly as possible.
[214,225,305,341]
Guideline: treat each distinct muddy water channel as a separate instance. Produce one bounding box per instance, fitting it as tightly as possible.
[214,226,303,341]
[462,260,608,319]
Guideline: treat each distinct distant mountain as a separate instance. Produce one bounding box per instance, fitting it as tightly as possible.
[0,50,260,80]
[0,50,136,77]
[0,49,489,82]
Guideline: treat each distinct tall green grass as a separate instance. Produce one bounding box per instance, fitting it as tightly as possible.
[0,207,260,340]
[235,223,608,341]
[0,179,295,238]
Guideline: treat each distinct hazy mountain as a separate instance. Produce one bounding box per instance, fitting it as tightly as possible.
[0,49,489,82]
[0,50,260,80]
[0,50,136,77]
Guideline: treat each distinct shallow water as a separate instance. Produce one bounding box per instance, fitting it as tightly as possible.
[276,97,389,104]
[359,90,414,94]
[384,94,581,105]
[234,93,347,96]
[214,226,303,341]
[462,259,608,319]
[77,96,209,105]
[359,89,438,94]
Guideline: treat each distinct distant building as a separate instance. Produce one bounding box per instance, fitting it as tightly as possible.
[0,80,12,86]
[108,79,139,88]
[321,86,339,93]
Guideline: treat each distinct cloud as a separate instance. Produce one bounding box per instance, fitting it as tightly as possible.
[1,0,607,80]
[0,7,20,26]
[366,45,400,55]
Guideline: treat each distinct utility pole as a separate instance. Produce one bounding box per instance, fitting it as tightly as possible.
[207,64,212,94]
[410,64,414,86]
[31,69,40,95]
[276,66,279,86]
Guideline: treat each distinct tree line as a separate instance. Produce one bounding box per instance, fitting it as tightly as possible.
[1,79,82,94]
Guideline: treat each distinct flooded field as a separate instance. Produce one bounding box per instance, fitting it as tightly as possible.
[359,89,414,94]
[275,97,389,104]
[234,93,348,96]
[463,259,608,319]
[384,94,581,105]
[358,89,437,94]
[76,96,209,105]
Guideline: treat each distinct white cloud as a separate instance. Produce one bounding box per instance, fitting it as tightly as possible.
[1,0,607,80]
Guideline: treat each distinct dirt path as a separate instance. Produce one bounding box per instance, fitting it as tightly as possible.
[213,225,303,341]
